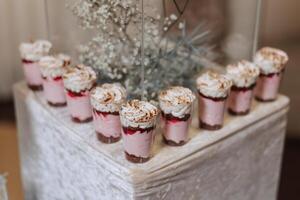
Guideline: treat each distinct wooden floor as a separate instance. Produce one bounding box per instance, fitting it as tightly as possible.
[0,101,299,200]
[0,122,23,200]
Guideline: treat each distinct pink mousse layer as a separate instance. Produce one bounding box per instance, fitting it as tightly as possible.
[255,73,282,101]
[92,111,121,138]
[198,94,226,126]
[66,90,92,121]
[22,61,43,86]
[42,77,66,104]
[122,128,154,158]
[228,88,253,113]
[163,116,190,144]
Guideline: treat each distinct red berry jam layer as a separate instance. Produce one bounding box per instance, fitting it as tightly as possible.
[93,109,119,117]
[66,89,87,98]
[43,76,62,81]
[259,71,283,78]
[231,83,255,92]
[162,112,190,122]
[198,92,227,102]
[53,76,62,81]
[122,126,154,135]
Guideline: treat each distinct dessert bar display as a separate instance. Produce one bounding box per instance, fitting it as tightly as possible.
[18,40,289,164]
[62,65,97,123]
[15,1,291,198]
[226,60,260,115]
[39,55,70,107]
[19,40,52,91]
[14,82,289,200]
[159,86,195,146]
[120,100,159,163]
[90,83,126,144]
[196,72,232,130]
[254,47,289,102]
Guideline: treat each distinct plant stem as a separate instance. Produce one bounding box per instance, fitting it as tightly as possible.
[140,0,145,100]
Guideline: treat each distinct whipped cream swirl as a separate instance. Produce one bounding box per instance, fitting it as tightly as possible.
[159,86,195,118]
[196,71,232,98]
[39,56,65,78]
[254,47,289,75]
[90,83,127,113]
[120,100,159,129]
[56,54,71,66]
[19,40,52,62]
[226,60,260,88]
[63,64,97,93]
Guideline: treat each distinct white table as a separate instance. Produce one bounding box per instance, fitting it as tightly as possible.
[0,175,8,200]
[14,82,289,200]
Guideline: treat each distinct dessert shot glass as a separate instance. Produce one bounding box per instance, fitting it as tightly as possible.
[159,86,195,146]
[19,40,52,91]
[120,100,159,163]
[90,83,126,144]
[226,60,260,115]
[63,65,97,123]
[196,71,232,130]
[254,47,289,102]
[39,54,71,107]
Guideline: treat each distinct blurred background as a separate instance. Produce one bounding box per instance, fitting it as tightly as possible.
[0,0,299,199]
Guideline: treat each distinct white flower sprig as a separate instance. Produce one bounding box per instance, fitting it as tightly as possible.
[67,0,214,99]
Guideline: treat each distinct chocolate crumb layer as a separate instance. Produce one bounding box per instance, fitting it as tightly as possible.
[200,120,222,131]
[228,108,250,116]
[125,152,150,163]
[71,116,93,123]
[96,132,121,144]
[163,136,186,146]
[28,84,43,91]
[255,96,276,102]
[47,101,67,107]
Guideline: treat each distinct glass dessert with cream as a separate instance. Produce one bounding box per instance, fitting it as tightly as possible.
[254,47,289,102]
[63,65,97,123]
[19,40,52,91]
[159,86,195,146]
[39,54,71,107]
[90,84,126,144]
[196,72,232,130]
[120,100,159,163]
[56,53,71,67]
[226,60,260,115]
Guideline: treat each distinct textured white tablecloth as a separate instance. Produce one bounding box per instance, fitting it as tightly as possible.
[0,175,8,200]
[13,81,289,200]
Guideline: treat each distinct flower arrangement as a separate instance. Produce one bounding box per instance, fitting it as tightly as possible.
[67,0,215,99]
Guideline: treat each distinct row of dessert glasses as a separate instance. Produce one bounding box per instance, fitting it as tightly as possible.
[19,41,288,163]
